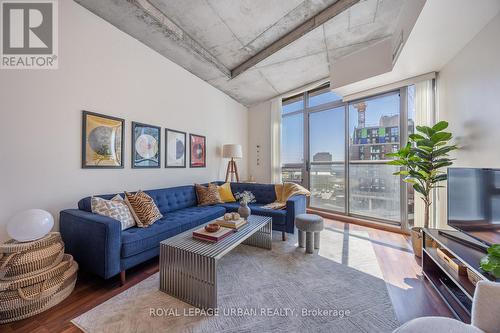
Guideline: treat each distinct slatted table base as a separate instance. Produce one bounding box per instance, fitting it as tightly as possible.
[160,217,272,309]
[242,221,272,249]
[161,247,218,308]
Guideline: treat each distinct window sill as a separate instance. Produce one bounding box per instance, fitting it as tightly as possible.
[307,208,409,235]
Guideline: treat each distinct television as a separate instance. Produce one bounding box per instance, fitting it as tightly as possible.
[448,168,500,246]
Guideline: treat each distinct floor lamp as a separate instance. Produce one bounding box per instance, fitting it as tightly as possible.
[223,144,242,182]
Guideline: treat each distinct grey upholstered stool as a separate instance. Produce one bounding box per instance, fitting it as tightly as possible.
[295,214,324,254]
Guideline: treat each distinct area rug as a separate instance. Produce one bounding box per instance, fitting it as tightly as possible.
[72,227,399,333]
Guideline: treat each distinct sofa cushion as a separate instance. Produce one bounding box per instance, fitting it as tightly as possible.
[91,195,135,230]
[120,205,226,258]
[229,183,276,204]
[393,317,482,333]
[195,183,223,206]
[144,186,197,215]
[218,182,236,202]
[124,191,162,227]
[218,203,286,225]
[79,185,198,216]
[79,194,116,212]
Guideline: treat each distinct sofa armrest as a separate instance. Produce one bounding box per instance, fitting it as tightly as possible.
[60,209,122,279]
[285,195,307,234]
[472,280,500,333]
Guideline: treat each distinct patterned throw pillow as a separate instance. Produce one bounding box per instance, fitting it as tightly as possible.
[91,195,136,230]
[124,191,163,228]
[195,183,223,206]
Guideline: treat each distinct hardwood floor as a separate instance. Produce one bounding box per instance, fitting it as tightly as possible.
[1,219,452,333]
[341,221,453,323]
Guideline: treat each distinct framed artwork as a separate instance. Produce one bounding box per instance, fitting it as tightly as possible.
[165,128,186,168]
[131,122,161,168]
[189,134,206,168]
[82,111,124,168]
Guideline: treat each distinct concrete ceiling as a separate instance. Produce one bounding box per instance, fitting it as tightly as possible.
[334,0,500,97]
[74,0,407,106]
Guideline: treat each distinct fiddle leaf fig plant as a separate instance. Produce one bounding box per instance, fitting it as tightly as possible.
[386,121,458,229]
[480,244,500,279]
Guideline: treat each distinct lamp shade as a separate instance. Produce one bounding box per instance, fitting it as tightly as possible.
[222,144,242,159]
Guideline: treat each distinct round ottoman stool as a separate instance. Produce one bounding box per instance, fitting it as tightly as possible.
[295,214,324,254]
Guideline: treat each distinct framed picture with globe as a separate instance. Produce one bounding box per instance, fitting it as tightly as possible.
[131,122,161,168]
[165,128,186,168]
[189,133,206,168]
[82,111,124,168]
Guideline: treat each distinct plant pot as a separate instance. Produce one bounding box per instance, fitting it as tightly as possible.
[238,203,251,220]
[410,227,423,258]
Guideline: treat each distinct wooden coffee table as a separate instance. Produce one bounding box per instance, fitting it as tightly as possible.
[159,215,272,308]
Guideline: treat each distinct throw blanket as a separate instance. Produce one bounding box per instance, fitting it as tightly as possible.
[263,182,310,210]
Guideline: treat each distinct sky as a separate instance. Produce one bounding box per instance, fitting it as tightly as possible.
[282,90,410,164]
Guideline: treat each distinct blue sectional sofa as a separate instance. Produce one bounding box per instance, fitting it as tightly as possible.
[59,182,306,282]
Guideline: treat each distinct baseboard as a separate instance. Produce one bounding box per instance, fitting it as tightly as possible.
[307,208,409,235]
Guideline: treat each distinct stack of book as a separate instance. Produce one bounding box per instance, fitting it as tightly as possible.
[216,218,247,230]
[192,226,233,243]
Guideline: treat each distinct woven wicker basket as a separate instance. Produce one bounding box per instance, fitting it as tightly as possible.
[0,233,64,281]
[0,254,78,324]
[466,268,483,286]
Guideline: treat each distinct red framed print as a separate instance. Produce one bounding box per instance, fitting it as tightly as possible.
[189,134,206,168]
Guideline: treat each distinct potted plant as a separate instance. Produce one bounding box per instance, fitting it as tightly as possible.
[387,121,458,257]
[480,244,500,279]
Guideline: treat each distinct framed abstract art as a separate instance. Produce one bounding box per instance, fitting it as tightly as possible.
[82,111,124,168]
[165,128,186,168]
[189,134,206,168]
[131,122,161,168]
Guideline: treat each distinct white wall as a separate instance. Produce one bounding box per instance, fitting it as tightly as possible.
[435,12,500,224]
[247,101,272,183]
[0,1,248,242]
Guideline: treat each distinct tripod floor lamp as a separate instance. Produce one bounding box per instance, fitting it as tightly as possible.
[223,144,242,182]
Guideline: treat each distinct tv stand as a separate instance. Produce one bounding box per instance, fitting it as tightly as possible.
[422,229,496,323]
[437,230,487,252]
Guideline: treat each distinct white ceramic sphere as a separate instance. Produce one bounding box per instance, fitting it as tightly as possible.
[7,209,54,242]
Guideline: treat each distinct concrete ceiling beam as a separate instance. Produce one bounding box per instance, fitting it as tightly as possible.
[132,0,231,78]
[230,0,360,78]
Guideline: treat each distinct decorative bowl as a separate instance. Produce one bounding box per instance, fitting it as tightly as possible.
[205,223,220,233]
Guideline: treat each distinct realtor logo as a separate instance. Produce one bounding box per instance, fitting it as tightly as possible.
[1,0,58,69]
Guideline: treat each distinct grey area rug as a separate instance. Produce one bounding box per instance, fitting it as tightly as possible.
[72,227,399,333]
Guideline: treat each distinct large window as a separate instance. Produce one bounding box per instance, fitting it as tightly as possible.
[348,92,401,222]
[281,113,303,165]
[281,97,305,184]
[309,107,345,212]
[281,85,342,186]
[280,84,414,226]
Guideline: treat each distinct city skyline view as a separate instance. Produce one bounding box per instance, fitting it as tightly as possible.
[282,86,416,222]
[282,91,408,164]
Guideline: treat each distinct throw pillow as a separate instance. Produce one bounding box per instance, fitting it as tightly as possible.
[124,191,163,227]
[195,183,223,206]
[91,195,135,230]
[218,182,236,203]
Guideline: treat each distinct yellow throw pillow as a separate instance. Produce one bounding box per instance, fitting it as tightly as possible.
[218,182,236,203]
